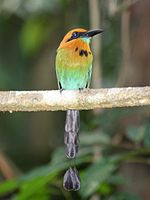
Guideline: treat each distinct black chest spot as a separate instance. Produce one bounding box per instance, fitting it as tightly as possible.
[79,49,88,57]
[75,47,78,51]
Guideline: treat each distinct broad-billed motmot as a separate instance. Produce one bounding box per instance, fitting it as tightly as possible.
[55,28,103,190]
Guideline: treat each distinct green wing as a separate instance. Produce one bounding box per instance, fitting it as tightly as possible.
[86,64,92,88]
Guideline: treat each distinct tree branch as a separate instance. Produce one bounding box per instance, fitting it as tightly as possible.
[0,87,150,112]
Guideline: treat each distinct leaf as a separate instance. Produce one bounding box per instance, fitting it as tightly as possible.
[19,151,90,181]
[99,182,112,195]
[0,180,19,197]
[107,192,142,200]
[126,125,145,143]
[80,131,111,146]
[79,157,118,198]
[107,174,125,185]
[13,177,51,200]
[0,145,91,199]
[144,121,150,147]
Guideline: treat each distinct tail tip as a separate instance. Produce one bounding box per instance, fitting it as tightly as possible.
[63,167,80,191]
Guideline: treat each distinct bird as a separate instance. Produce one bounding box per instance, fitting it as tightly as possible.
[55,28,103,159]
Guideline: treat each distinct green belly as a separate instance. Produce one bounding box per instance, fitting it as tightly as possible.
[57,67,88,90]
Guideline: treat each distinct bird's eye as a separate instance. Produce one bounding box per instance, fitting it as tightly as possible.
[72,31,79,38]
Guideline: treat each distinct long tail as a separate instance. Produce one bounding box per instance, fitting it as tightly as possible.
[64,110,80,158]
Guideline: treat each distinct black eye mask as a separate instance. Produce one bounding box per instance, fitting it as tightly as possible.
[66,31,86,42]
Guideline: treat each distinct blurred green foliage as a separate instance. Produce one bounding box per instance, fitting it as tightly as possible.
[0,130,149,199]
[0,0,150,200]
[20,16,51,56]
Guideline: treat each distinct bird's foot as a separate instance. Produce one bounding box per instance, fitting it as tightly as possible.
[60,88,64,94]
[79,88,84,92]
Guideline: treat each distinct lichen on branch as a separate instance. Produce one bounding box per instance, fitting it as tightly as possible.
[0,87,150,112]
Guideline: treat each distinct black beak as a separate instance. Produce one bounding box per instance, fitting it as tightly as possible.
[82,29,104,38]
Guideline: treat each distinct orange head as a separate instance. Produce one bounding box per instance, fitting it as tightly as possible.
[58,28,103,49]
